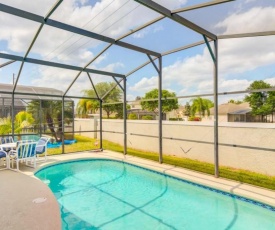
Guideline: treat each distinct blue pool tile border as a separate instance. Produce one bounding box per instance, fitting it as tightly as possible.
[35,158,275,212]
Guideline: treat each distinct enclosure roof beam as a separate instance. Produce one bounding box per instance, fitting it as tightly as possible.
[87,73,100,99]
[203,35,216,62]
[171,0,235,13]
[125,59,152,77]
[0,3,161,57]
[116,15,165,41]
[0,90,97,100]
[13,0,63,93]
[0,52,125,78]
[125,40,206,78]
[63,44,113,97]
[218,31,275,39]
[101,78,124,101]
[112,76,124,91]
[147,54,160,74]
[64,95,98,100]
[134,0,217,40]
[162,40,206,56]
[85,16,165,76]
[0,60,16,68]
[46,0,64,18]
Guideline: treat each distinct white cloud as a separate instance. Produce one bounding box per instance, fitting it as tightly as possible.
[132,28,150,39]
[27,60,124,97]
[0,0,172,93]
[131,24,163,39]
[263,77,275,86]
[130,76,158,92]
[155,0,187,9]
[94,62,124,73]
[130,6,275,97]
[218,79,251,92]
[2,1,275,101]
[215,7,275,34]
[0,0,164,62]
[94,53,107,64]
[0,0,56,15]
[153,25,164,33]
[130,48,213,95]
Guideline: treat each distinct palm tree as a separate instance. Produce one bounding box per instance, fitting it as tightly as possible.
[0,117,12,135]
[77,98,99,117]
[0,111,35,135]
[190,97,214,117]
[77,82,122,118]
[27,100,73,142]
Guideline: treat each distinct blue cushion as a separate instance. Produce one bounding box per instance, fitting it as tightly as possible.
[0,137,13,145]
[29,143,37,157]
[0,151,7,159]
[36,138,48,154]
[17,142,37,158]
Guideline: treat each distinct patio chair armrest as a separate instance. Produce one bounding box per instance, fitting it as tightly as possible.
[9,150,17,156]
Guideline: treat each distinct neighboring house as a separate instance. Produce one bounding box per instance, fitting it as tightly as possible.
[166,105,185,120]
[128,101,186,120]
[0,84,74,133]
[207,102,273,123]
[127,101,163,120]
[207,102,250,122]
[0,97,26,118]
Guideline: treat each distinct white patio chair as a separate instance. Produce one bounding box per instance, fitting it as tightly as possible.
[36,137,50,161]
[9,141,37,171]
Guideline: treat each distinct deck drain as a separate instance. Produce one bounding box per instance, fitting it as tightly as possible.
[32,197,47,204]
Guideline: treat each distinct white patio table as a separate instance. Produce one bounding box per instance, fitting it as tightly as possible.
[0,142,17,150]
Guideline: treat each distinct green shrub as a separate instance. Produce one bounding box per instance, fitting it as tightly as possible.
[142,115,153,120]
[188,116,201,121]
[128,113,138,120]
[169,118,183,121]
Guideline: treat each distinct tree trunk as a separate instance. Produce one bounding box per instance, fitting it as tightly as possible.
[57,113,63,142]
[46,113,59,142]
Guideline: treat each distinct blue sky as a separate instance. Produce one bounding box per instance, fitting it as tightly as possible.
[1,0,275,105]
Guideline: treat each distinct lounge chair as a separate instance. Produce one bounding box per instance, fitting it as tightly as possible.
[9,141,37,171]
[36,137,50,161]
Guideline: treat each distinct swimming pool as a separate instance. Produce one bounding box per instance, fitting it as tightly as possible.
[35,159,275,230]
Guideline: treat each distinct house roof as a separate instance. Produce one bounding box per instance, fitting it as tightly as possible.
[0,98,26,107]
[209,102,250,115]
[0,84,72,101]
[228,108,252,115]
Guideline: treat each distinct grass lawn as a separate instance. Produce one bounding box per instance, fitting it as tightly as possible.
[48,135,275,190]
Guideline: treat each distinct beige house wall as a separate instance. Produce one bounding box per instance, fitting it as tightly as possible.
[75,119,275,176]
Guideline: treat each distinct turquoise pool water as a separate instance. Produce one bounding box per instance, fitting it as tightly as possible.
[35,159,275,230]
[15,135,40,142]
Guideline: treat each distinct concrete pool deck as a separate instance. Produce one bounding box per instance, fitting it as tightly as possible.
[1,150,275,229]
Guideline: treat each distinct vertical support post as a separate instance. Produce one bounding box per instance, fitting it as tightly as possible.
[214,40,219,177]
[72,101,75,139]
[123,77,127,155]
[99,99,103,150]
[158,56,163,163]
[2,98,4,117]
[39,100,42,137]
[62,96,65,154]
[11,94,14,139]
